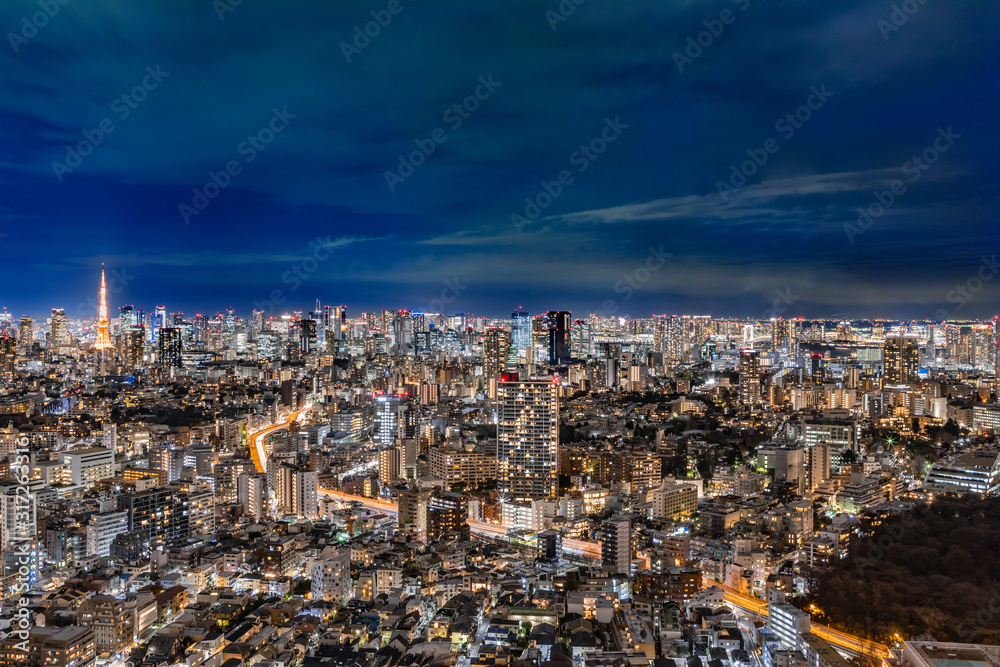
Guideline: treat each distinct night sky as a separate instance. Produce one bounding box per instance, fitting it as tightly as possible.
[2,0,999,320]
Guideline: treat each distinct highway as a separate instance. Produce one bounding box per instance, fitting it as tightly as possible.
[317,488,602,558]
[710,580,892,660]
[248,405,313,474]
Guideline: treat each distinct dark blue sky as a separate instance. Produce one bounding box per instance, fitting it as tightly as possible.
[2,0,999,320]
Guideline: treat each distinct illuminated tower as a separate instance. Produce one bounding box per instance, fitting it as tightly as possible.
[95,266,113,351]
[497,374,558,500]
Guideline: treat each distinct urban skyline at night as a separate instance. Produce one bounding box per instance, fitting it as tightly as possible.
[2,3,1000,665]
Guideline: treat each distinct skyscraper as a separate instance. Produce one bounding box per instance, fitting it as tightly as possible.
[299,318,317,354]
[49,308,68,347]
[884,333,919,384]
[739,349,762,405]
[509,309,531,366]
[16,316,31,355]
[483,328,510,400]
[544,310,571,364]
[122,327,145,374]
[374,394,405,449]
[95,266,113,351]
[601,517,631,575]
[0,334,15,382]
[497,374,558,500]
[157,327,182,367]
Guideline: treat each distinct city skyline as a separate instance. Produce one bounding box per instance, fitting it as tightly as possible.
[1,2,999,317]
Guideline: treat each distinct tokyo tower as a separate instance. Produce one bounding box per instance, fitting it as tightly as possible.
[95,265,113,351]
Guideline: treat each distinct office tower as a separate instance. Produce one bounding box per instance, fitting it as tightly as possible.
[17,315,32,355]
[299,318,317,354]
[810,353,825,384]
[49,308,68,347]
[397,489,432,542]
[544,311,571,364]
[509,309,531,365]
[412,311,426,334]
[116,487,190,546]
[496,374,558,500]
[884,333,919,384]
[388,310,412,355]
[0,334,14,382]
[571,319,591,358]
[428,491,469,540]
[373,394,405,449]
[94,267,113,351]
[605,343,620,388]
[739,349,762,405]
[122,327,145,373]
[379,446,400,484]
[224,308,236,333]
[483,328,510,400]
[157,327,182,367]
[601,517,631,575]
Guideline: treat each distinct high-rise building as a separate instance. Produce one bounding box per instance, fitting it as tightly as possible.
[379,447,400,484]
[884,333,919,384]
[0,334,15,382]
[571,319,591,358]
[116,487,189,547]
[601,517,631,575]
[374,394,405,449]
[544,311,571,364]
[299,318,317,354]
[397,489,432,542]
[497,374,558,500]
[122,327,145,374]
[49,308,68,347]
[390,310,413,355]
[428,491,469,540]
[311,552,352,605]
[274,465,318,519]
[509,309,531,366]
[17,316,32,355]
[85,512,128,558]
[483,328,510,400]
[78,595,131,658]
[94,267,113,352]
[157,327,182,368]
[739,349,762,405]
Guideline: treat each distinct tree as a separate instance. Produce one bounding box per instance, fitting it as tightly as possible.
[840,449,858,465]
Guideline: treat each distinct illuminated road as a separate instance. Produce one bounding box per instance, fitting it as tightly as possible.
[317,488,602,558]
[711,580,892,660]
[249,406,313,474]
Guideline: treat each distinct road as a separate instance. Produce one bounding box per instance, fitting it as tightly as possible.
[710,580,892,660]
[317,488,602,559]
[249,405,313,474]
